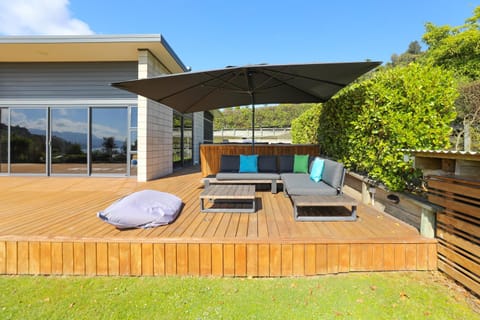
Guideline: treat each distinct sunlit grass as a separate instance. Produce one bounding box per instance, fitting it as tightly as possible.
[0,272,478,319]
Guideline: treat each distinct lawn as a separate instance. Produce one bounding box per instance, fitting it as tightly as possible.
[0,272,478,319]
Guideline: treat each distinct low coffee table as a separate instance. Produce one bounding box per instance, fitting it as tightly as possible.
[200,184,256,213]
[291,194,358,221]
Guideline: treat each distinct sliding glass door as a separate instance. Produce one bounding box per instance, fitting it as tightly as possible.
[0,108,7,173]
[50,108,88,175]
[91,107,128,175]
[10,108,47,174]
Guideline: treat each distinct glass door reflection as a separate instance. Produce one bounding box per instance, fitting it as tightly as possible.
[10,108,47,174]
[50,108,88,175]
[91,108,128,175]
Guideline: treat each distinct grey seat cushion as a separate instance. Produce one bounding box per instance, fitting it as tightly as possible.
[322,159,345,189]
[216,172,280,180]
[97,190,182,229]
[281,173,338,196]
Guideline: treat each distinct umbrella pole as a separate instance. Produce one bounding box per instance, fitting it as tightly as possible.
[251,93,255,154]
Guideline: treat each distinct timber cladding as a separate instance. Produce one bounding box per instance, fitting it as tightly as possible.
[427,175,480,296]
[200,144,321,177]
[0,241,436,277]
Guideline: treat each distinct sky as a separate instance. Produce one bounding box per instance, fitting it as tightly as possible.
[0,0,479,71]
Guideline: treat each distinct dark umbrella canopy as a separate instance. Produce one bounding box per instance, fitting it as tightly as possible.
[112,61,381,113]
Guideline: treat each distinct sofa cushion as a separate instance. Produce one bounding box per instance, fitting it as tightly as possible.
[281,173,338,196]
[216,172,280,180]
[219,155,239,172]
[322,159,345,189]
[258,155,277,173]
[239,154,258,173]
[278,155,294,173]
[293,154,309,173]
[309,157,325,182]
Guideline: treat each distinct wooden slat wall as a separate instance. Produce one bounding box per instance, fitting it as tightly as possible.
[200,144,321,177]
[427,175,480,296]
[0,240,436,277]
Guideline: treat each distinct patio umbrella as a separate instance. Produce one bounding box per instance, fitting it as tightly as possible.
[112,61,381,150]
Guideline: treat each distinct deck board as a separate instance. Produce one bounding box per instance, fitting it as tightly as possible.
[0,168,437,276]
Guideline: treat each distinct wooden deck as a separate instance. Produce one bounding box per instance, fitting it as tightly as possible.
[0,168,437,277]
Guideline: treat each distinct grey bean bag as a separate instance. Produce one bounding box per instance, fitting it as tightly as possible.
[97,190,182,229]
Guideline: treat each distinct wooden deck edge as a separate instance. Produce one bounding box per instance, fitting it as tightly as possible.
[0,240,437,277]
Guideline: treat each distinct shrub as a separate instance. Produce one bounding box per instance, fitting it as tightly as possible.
[291,104,322,144]
[316,63,458,191]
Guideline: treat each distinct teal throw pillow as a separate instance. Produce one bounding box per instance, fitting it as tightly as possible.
[239,154,258,173]
[293,154,309,173]
[309,157,325,182]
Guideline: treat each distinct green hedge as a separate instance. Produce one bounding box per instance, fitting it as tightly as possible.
[304,63,458,191]
[291,104,322,144]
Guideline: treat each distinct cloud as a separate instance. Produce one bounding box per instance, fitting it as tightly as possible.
[0,0,93,35]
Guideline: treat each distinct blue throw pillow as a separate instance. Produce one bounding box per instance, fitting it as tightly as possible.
[239,154,258,173]
[309,157,325,183]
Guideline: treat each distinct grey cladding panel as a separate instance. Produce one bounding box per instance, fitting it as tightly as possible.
[0,62,137,99]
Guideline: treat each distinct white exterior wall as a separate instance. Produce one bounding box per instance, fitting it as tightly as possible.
[193,112,204,165]
[137,50,173,181]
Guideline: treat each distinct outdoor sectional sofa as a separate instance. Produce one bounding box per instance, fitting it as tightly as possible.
[209,154,345,195]
[203,154,357,221]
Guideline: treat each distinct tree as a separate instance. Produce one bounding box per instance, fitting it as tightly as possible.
[422,6,480,80]
[389,41,423,67]
[454,81,480,151]
[102,137,116,158]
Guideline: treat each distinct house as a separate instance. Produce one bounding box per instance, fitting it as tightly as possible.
[0,34,210,181]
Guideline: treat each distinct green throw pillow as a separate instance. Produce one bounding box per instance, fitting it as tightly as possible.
[293,154,309,173]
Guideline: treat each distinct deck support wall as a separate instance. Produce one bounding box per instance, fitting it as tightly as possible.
[0,240,437,277]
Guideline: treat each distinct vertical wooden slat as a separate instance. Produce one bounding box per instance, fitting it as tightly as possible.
[108,243,120,276]
[292,244,305,276]
[40,242,52,275]
[165,243,177,276]
[0,241,5,274]
[305,244,316,276]
[62,242,74,275]
[51,242,63,275]
[372,244,384,271]
[327,244,339,274]
[73,242,85,275]
[338,244,350,273]
[96,242,108,276]
[235,244,247,277]
[153,243,165,276]
[211,244,223,276]
[270,244,281,277]
[394,244,406,270]
[17,241,29,274]
[141,243,154,276]
[188,244,200,276]
[316,244,327,274]
[119,243,131,276]
[350,244,362,271]
[416,243,428,270]
[130,243,142,276]
[428,243,437,270]
[176,243,188,276]
[258,244,270,276]
[405,244,417,270]
[383,244,395,271]
[281,244,293,276]
[246,244,258,277]
[199,243,211,276]
[6,242,18,275]
[85,242,97,276]
[223,244,235,276]
[29,242,40,275]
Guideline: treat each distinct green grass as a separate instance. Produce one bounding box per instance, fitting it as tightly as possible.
[0,272,478,319]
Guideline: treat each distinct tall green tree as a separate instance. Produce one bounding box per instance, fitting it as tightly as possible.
[422,6,480,80]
